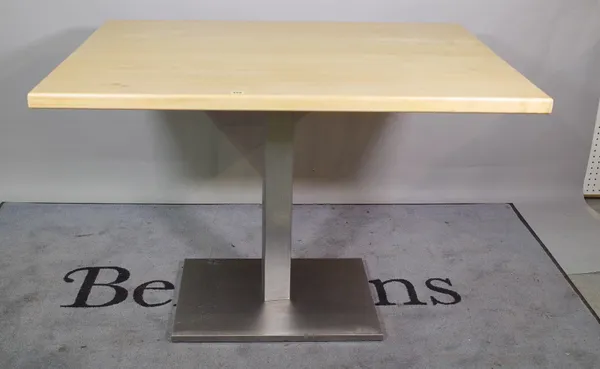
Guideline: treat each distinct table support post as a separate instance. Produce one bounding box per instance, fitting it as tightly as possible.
[262,113,295,301]
[170,112,383,342]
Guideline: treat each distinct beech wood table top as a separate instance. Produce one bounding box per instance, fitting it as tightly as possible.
[28,20,552,113]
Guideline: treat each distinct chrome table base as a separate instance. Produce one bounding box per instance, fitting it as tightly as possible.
[171,258,382,342]
[170,113,383,342]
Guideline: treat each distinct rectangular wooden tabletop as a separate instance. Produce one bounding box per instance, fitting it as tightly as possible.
[28,20,552,113]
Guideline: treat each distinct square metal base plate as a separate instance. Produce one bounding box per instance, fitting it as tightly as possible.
[170,258,383,342]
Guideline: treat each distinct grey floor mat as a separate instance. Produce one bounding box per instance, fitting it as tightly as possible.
[0,203,599,369]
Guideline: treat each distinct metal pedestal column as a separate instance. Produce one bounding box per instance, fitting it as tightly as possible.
[170,113,383,342]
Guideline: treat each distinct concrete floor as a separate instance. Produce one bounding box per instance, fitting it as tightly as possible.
[569,198,600,317]
[1,203,599,369]
[2,199,599,328]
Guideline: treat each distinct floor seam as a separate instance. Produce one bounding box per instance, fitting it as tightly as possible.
[510,203,600,325]
[569,271,600,277]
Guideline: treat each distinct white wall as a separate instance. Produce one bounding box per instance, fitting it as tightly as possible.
[1,1,599,204]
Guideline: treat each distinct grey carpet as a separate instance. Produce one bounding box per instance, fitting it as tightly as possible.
[0,203,599,369]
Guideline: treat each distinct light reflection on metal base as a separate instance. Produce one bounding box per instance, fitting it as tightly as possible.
[170,258,383,342]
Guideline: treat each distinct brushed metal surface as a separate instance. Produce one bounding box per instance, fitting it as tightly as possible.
[262,114,295,301]
[171,258,383,342]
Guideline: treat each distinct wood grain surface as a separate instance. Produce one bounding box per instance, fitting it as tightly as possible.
[28,20,553,113]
